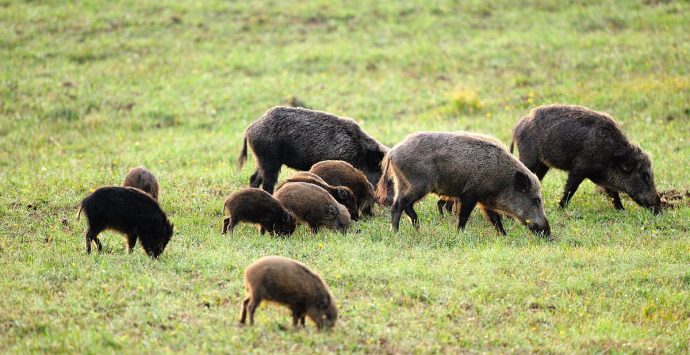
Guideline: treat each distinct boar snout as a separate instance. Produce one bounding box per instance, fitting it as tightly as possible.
[528,220,551,241]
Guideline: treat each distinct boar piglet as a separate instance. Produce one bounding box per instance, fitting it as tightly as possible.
[123,166,159,200]
[237,106,389,193]
[240,255,338,329]
[512,104,661,213]
[377,131,551,239]
[310,160,376,217]
[78,186,173,258]
[276,171,359,221]
[222,188,296,236]
[274,182,351,233]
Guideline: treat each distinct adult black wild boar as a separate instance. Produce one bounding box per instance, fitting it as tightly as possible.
[377,131,551,238]
[237,106,389,193]
[511,105,661,213]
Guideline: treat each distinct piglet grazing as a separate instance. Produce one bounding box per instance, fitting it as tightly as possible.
[123,166,159,200]
[277,171,360,221]
[222,188,296,236]
[378,131,551,238]
[240,255,337,329]
[78,186,173,258]
[512,104,661,213]
[310,160,376,217]
[273,182,351,233]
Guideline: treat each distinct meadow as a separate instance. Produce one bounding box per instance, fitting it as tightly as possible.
[1,0,689,353]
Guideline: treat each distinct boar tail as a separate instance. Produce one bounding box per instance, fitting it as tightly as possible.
[237,135,248,170]
[76,204,83,220]
[509,139,515,153]
[376,154,392,205]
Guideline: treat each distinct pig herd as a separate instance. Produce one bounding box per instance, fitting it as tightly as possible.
[77,103,662,329]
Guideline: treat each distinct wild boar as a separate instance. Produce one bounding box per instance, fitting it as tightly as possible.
[310,160,376,217]
[276,171,359,221]
[511,104,661,213]
[273,182,351,233]
[377,131,551,238]
[222,188,297,236]
[240,255,337,329]
[78,186,174,258]
[236,106,389,193]
[122,166,159,200]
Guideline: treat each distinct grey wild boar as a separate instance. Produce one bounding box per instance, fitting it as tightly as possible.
[377,131,551,238]
[511,104,661,213]
[276,171,360,221]
[122,166,159,200]
[222,188,297,236]
[78,186,174,258]
[273,182,351,233]
[237,106,389,193]
[240,255,338,329]
[310,160,376,217]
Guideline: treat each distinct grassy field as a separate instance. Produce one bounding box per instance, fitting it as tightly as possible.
[2,0,690,353]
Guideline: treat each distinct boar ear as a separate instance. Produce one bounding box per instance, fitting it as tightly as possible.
[326,205,338,218]
[281,212,291,223]
[514,171,531,193]
[337,188,348,200]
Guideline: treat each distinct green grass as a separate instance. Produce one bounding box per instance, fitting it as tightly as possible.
[2,0,690,352]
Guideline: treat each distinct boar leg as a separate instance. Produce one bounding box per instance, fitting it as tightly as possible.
[480,206,506,236]
[126,233,137,253]
[84,227,101,254]
[457,198,478,231]
[310,224,319,233]
[299,316,306,327]
[93,236,103,252]
[246,297,261,326]
[437,199,447,216]
[559,173,585,208]
[291,307,306,328]
[239,297,250,325]
[391,199,404,232]
[249,170,263,188]
[258,164,281,194]
[604,188,625,210]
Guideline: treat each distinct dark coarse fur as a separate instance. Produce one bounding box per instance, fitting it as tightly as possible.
[237,106,389,193]
[377,131,551,238]
[511,104,661,213]
[273,182,351,233]
[122,166,159,200]
[78,186,173,258]
[310,160,376,217]
[276,171,360,221]
[240,255,338,329]
[222,188,297,236]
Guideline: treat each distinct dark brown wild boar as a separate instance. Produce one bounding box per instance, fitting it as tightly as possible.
[511,104,661,213]
[273,182,351,233]
[240,255,337,329]
[222,188,297,236]
[377,131,551,239]
[276,171,360,221]
[310,160,376,217]
[122,166,159,200]
[236,106,389,193]
[78,186,174,258]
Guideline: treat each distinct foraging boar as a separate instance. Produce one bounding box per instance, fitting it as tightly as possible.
[237,106,389,193]
[78,186,174,258]
[276,171,360,221]
[436,196,458,216]
[122,166,159,200]
[222,188,297,236]
[512,105,661,213]
[273,182,351,233]
[310,160,376,217]
[240,255,337,329]
[377,131,551,238]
